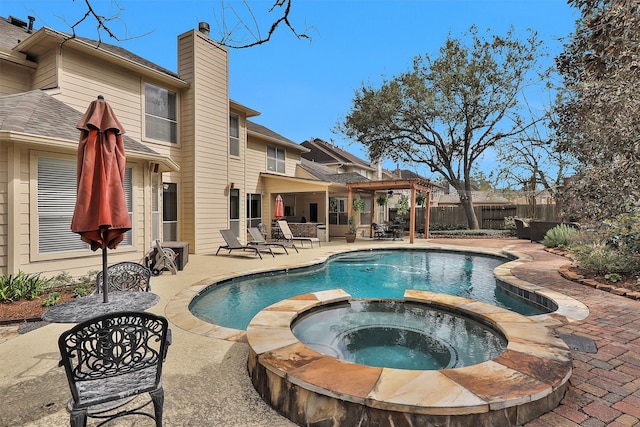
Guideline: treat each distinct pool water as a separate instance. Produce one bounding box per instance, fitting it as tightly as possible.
[190,250,546,330]
[291,300,507,370]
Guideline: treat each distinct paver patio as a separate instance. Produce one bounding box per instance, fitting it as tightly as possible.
[1,237,639,426]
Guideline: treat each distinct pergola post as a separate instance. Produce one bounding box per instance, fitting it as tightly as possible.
[409,185,416,243]
[346,179,434,244]
[424,190,431,239]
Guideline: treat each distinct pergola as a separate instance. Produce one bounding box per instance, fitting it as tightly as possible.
[346,179,434,243]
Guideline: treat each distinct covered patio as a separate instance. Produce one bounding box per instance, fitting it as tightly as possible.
[346,179,434,243]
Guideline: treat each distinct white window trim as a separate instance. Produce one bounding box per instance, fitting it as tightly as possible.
[230,113,240,157]
[143,82,179,145]
[29,151,136,262]
[267,145,286,174]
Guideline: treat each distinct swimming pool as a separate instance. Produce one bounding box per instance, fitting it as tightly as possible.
[189,249,547,330]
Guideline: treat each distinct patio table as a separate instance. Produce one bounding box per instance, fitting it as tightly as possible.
[42,292,160,323]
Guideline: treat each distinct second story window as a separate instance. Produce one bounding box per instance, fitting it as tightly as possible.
[145,83,177,143]
[267,145,285,173]
[230,113,240,156]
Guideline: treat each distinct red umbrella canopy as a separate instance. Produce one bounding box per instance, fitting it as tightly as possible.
[274,194,284,219]
[71,96,131,251]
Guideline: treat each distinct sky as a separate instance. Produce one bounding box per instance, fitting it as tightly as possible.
[2,0,579,178]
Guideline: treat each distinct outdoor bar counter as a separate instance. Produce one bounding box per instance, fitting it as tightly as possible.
[272,220,320,239]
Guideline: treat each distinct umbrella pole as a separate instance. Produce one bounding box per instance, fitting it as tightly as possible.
[102,247,109,303]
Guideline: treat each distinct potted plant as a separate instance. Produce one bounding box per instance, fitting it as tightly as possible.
[346,216,358,243]
[376,194,389,207]
[346,199,365,243]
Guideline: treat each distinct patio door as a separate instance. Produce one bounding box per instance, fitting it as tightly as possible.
[162,182,178,241]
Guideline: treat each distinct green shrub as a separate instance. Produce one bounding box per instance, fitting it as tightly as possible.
[42,292,61,307]
[542,224,580,248]
[603,206,640,255]
[73,286,91,298]
[0,271,50,302]
[571,244,640,275]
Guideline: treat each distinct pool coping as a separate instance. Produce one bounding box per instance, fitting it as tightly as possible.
[165,243,589,342]
[246,289,573,424]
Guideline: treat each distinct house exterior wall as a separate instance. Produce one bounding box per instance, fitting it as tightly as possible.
[178,29,230,253]
[0,141,10,272]
[31,50,57,91]
[0,22,314,277]
[0,61,32,95]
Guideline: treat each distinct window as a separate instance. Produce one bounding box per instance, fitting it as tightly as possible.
[229,189,240,236]
[360,196,372,225]
[328,197,348,225]
[267,145,285,173]
[230,113,240,156]
[246,193,262,228]
[145,83,177,143]
[37,157,132,254]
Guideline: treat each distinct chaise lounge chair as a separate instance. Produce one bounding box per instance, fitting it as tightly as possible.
[248,227,298,254]
[216,229,274,259]
[277,220,321,248]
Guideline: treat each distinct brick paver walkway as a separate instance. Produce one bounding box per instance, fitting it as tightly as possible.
[501,243,640,427]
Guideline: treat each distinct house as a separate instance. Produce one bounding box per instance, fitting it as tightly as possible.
[299,140,438,231]
[1,15,349,277]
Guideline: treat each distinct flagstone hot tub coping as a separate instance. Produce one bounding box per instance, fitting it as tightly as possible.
[246,289,574,425]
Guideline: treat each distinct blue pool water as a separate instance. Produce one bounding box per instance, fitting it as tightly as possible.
[189,250,546,330]
[291,300,508,370]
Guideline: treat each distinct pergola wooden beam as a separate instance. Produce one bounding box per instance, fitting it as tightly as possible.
[346,179,433,243]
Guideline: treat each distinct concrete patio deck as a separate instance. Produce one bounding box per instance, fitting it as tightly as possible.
[1,237,639,426]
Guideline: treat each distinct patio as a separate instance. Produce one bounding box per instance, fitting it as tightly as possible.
[1,237,639,426]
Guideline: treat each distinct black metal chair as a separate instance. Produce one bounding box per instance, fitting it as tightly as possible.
[58,311,171,427]
[372,223,386,239]
[95,261,152,293]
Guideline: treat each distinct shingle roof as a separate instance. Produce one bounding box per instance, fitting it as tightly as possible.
[0,16,33,49]
[1,16,181,80]
[247,120,306,152]
[299,159,370,184]
[301,138,374,169]
[0,90,159,155]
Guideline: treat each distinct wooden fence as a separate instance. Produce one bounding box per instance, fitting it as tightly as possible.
[392,204,558,230]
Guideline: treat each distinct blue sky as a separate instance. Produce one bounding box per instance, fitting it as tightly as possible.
[2,0,578,177]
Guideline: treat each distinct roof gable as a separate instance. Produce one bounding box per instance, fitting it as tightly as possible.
[0,90,158,155]
[301,138,374,170]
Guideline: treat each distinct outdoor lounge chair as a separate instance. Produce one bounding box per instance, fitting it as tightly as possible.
[216,229,275,259]
[277,220,321,248]
[58,311,171,427]
[95,261,152,293]
[248,227,298,254]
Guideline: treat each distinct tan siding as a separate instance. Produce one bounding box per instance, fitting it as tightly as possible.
[177,33,195,248]
[0,62,33,95]
[57,49,144,139]
[0,142,8,271]
[179,30,230,253]
[31,51,57,90]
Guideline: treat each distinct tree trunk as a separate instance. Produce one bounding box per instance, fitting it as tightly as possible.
[460,197,480,229]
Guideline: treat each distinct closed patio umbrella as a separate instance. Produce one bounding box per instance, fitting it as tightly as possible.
[71,95,131,303]
[275,194,284,219]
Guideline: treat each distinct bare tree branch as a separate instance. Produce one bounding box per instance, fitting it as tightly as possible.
[214,0,311,48]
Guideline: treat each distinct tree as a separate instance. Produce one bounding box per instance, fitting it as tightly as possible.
[338,26,547,229]
[553,0,640,221]
[493,97,576,217]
